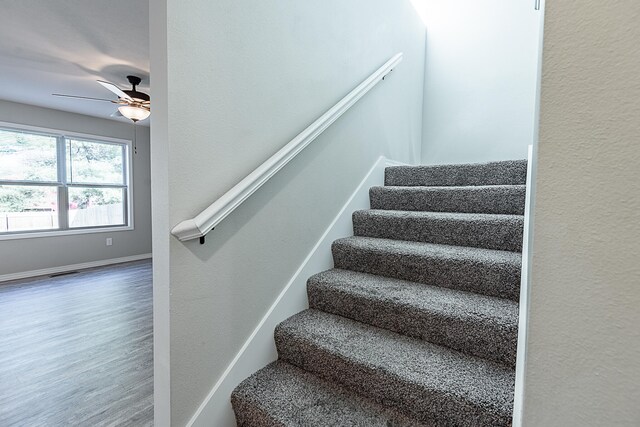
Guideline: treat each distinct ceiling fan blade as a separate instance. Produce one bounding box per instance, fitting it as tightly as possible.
[97,80,133,101]
[52,93,115,102]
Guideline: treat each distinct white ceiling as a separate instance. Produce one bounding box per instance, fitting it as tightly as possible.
[0,0,150,125]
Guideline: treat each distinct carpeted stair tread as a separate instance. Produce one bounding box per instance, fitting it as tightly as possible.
[353,210,524,252]
[385,160,527,187]
[369,185,526,215]
[231,361,428,427]
[275,309,515,426]
[307,268,518,367]
[332,236,521,301]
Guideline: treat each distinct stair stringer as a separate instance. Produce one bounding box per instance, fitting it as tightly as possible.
[513,144,535,426]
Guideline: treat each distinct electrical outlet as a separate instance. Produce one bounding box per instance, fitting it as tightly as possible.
[106,238,113,246]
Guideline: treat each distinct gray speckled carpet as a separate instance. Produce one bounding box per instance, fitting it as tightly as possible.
[232,159,526,426]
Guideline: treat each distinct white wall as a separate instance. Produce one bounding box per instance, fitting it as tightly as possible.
[415,0,542,165]
[523,0,640,425]
[149,0,171,423]
[0,100,152,276]
[150,0,425,424]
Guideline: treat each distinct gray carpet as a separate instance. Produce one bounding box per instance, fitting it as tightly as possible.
[307,269,518,367]
[232,361,430,427]
[384,160,527,187]
[232,159,526,426]
[353,210,523,252]
[370,185,526,215]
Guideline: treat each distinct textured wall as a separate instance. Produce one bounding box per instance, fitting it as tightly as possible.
[417,0,542,165]
[0,100,152,276]
[524,0,640,424]
[150,0,426,424]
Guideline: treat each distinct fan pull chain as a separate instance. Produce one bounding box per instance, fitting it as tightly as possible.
[133,122,138,154]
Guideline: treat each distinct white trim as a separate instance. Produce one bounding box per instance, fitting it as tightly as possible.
[513,145,535,424]
[512,2,545,421]
[0,120,132,145]
[0,253,152,283]
[171,53,404,242]
[383,159,410,168]
[383,158,411,167]
[187,156,398,427]
[125,139,135,232]
[0,225,134,241]
[0,122,135,239]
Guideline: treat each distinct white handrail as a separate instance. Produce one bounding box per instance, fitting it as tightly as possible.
[171,52,403,242]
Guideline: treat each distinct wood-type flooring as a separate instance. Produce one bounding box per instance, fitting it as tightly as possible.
[0,260,153,426]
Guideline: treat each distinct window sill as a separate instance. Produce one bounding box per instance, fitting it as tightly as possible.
[0,225,134,241]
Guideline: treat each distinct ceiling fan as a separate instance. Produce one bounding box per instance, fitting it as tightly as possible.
[53,75,151,122]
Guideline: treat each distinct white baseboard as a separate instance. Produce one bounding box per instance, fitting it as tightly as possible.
[187,156,398,427]
[0,253,153,283]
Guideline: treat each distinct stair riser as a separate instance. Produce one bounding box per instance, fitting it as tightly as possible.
[370,186,526,215]
[385,160,527,187]
[275,329,512,426]
[332,242,521,301]
[353,211,524,252]
[308,281,517,367]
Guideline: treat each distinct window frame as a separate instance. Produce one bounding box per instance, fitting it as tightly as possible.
[0,121,134,240]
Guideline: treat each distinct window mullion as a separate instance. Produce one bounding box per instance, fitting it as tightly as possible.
[57,136,69,230]
[66,183,128,189]
[0,180,61,187]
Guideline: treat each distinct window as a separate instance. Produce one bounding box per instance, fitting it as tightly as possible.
[0,125,131,237]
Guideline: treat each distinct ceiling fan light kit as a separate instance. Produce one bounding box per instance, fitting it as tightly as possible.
[53,75,151,123]
[118,104,150,122]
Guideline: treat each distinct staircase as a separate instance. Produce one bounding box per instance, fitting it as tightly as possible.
[232,159,527,426]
